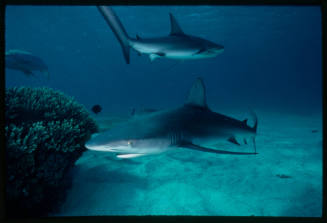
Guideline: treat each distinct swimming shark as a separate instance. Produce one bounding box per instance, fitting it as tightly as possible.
[5,49,49,79]
[85,78,258,158]
[97,6,224,64]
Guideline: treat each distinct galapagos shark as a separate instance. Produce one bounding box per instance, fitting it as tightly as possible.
[85,78,258,158]
[97,6,224,64]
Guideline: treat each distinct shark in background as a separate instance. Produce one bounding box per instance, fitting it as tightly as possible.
[97,6,224,64]
[5,49,49,79]
[85,78,258,159]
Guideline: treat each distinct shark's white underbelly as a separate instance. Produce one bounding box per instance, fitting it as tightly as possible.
[131,42,199,59]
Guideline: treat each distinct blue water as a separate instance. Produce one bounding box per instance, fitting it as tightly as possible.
[5,5,323,216]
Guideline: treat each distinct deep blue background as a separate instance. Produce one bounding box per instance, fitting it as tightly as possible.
[5,6,322,115]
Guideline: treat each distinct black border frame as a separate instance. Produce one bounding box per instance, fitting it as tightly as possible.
[1,0,326,223]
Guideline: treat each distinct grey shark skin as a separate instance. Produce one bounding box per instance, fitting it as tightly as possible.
[85,78,258,158]
[5,49,49,79]
[97,6,224,64]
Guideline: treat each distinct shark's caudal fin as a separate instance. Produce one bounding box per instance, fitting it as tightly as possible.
[97,6,131,64]
[169,13,185,35]
[185,78,208,108]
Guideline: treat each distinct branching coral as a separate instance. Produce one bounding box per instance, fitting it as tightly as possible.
[5,87,98,217]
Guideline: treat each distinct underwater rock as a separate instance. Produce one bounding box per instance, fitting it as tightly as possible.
[5,87,98,217]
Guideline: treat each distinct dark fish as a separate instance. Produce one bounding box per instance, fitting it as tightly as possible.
[312,130,318,133]
[92,105,102,114]
[5,49,49,79]
[276,174,292,179]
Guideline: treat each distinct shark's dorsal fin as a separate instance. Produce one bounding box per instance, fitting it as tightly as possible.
[243,119,248,125]
[185,78,207,108]
[169,13,185,36]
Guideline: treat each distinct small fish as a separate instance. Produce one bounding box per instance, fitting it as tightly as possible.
[91,105,102,114]
[5,49,49,79]
[276,174,292,179]
[312,130,318,133]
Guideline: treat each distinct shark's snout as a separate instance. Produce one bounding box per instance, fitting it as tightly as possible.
[85,140,97,150]
[85,133,102,150]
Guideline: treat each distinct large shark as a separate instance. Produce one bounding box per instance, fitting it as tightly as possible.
[97,6,224,64]
[85,78,258,158]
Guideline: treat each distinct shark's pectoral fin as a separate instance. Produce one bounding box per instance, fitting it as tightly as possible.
[149,54,159,62]
[149,52,165,62]
[227,136,240,146]
[116,153,146,159]
[178,142,258,155]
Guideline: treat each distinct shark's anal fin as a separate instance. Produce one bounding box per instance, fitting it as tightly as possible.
[228,136,240,146]
[179,142,258,155]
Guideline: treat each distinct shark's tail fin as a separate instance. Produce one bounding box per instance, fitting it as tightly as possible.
[97,6,131,64]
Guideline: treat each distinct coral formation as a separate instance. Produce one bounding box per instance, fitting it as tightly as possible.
[5,87,98,217]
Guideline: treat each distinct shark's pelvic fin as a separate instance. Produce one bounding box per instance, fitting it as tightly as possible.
[149,54,159,62]
[179,142,258,155]
[185,77,208,108]
[169,13,185,36]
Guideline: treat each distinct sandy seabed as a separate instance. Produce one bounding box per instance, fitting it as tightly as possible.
[56,109,322,216]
